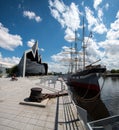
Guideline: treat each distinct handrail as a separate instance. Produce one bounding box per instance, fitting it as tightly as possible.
[88,115,119,126]
[67,87,119,130]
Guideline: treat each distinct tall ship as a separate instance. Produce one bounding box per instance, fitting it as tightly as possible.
[66,19,106,99]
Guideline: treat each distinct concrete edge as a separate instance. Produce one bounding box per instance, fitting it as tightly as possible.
[19,98,49,108]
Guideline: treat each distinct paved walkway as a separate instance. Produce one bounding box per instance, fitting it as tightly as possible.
[0,77,86,130]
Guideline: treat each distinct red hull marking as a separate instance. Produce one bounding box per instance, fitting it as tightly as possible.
[69,81,100,92]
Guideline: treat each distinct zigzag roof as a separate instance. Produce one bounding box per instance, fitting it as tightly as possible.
[25,41,38,56]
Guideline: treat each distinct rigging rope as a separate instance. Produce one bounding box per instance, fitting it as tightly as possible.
[77,74,106,102]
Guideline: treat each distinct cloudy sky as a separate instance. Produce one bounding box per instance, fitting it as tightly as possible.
[0,0,119,73]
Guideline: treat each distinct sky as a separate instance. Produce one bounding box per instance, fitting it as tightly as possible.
[0,0,119,73]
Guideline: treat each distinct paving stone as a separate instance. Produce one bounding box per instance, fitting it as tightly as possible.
[0,77,86,130]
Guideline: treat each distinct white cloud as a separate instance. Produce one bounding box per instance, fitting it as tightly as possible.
[52,0,65,13]
[98,11,119,70]
[49,0,81,42]
[23,11,42,22]
[64,28,75,42]
[86,38,102,57]
[0,52,20,67]
[97,8,103,21]
[99,40,119,70]
[106,29,119,40]
[85,7,107,34]
[35,16,41,22]
[27,39,35,47]
[85,1,108,34]
[39,48,44,52]
[99,40,119,56]
[93,23,107,34]
[93,0,102,10]
[50,46,72,72]
[0,23,22,51]
[50,45,83,73]
[116,11,119,19]
[63,3,81,30]
[51,51,70,62]
[106,12,119,40]
[48,61,67,73]
[105,3,109,10]
[51,45,75,61]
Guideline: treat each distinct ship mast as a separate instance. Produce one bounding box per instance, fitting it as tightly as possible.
[82,17,86,70]
[82,18,93,70]
[68,30,78,73]
[74,30,78,72]
[70,42,73,73]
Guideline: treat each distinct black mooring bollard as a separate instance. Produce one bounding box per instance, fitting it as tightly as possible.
[29,87,43,102]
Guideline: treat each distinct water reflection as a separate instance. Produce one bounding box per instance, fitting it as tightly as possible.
[101,77,119,116]
[68,77,119,121]
[71,92,110,121]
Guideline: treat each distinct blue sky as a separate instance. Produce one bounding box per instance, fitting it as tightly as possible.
[0,0,119,73]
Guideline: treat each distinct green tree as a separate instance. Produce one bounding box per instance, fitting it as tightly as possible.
[6,65,18,76]
[116,69,119,73]
[111,69,116,73]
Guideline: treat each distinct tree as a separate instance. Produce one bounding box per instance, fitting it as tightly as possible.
[116,69,119,73]
[111,69,116,73]
[6,65,18,76]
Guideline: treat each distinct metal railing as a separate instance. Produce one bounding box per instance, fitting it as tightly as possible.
[39,76,119,130]
[87,115,119,130]
[75,101,119,130]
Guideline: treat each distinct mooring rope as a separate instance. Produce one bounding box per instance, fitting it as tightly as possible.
[77,74,106,102]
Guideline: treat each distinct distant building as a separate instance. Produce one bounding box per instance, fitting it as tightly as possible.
[0,66,6,77]
[18,41,48,77]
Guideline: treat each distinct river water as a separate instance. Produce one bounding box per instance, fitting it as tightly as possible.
[101,77,119,116]
[65,75,119,128]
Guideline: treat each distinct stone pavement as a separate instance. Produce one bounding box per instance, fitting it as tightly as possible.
[0,77,86,130]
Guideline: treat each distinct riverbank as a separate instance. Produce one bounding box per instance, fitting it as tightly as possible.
[103,73,119,77]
